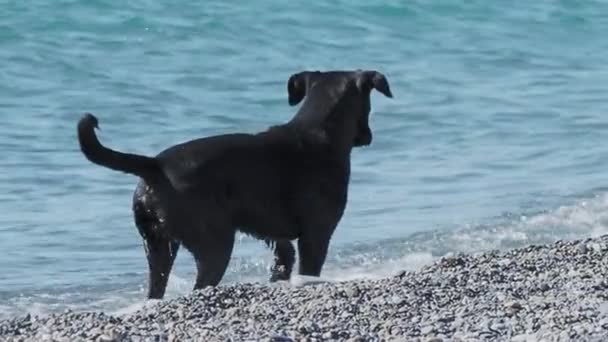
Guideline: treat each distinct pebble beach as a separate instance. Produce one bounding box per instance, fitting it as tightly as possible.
[2,235,608,341]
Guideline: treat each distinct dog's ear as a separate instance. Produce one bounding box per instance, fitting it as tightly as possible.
[357,71,393,98]
[287,71,316,106]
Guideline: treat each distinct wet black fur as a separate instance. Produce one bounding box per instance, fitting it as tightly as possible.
[77,70,392,299]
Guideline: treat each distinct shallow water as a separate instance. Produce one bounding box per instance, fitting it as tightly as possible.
[2,0,608,318]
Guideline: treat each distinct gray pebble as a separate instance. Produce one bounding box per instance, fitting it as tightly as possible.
[420,325,434,335]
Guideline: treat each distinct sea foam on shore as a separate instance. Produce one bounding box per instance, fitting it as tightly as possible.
[2,235,608,341]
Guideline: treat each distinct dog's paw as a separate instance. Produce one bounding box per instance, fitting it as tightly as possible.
[269,265,291,283]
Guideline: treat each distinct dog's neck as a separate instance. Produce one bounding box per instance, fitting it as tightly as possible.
[286,90,360,155]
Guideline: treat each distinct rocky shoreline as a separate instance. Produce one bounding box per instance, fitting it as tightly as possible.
[2,235,608,341]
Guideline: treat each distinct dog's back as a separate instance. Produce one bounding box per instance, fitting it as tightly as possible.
[146,125,349,241]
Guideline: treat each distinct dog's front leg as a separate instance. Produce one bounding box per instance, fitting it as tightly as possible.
[297,232,333,277]
[269,240,295,282]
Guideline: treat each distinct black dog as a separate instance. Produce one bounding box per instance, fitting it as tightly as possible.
[77,70,392,299]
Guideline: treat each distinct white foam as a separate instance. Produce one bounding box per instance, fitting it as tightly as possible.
[423,193,608,256]
[524,193,608,237]
[323,251,435,282]
[111,274,193,316]
[111,299,162,316]
[164,273,195,297]
[288,275,334,286]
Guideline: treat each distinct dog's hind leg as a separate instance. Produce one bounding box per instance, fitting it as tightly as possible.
[269,240,296,282]
[191,228,235,290]
[133,206,180,300]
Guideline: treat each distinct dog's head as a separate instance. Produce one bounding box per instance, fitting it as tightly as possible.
[287,70,392,147]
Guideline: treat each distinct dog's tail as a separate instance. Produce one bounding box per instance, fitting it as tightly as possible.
[77,113,163,181]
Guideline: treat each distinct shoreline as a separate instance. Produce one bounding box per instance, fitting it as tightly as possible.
[2,235,608,341]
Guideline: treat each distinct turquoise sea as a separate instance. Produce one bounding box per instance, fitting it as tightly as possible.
[2,0,608,317]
